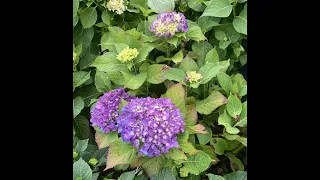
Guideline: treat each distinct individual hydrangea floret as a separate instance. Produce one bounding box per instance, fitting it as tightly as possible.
[90,88,136,133]
[150,11,188,37]
[117,97,185,157]
[116,47,139,63]
[106,0,127,15]
[186,71,203,83]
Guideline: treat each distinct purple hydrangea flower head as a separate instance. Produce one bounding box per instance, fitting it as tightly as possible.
[150,11,188,38]
[117,97,185,157]
[90,88,136,133]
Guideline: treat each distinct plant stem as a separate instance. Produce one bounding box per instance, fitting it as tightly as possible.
[233,0,238,17]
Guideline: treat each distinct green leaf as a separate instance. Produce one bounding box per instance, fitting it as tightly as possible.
[139,62,150,72]
[130,0,149,10]
[73,16,79,27]
[95,131,118,149]
[179,56,199,74]
[135,43,155,63]
[73,25,94,50]
[107,71,126,85]
[236,137,247,147]
[219,40,231,49]
[184,104,198,126]
[95,70,112,93]
[223,171,247,180]
[222,134,240,141]
[92,148,108,166]
[187,0,206,12]
[232,74,247,89]
[74,115,90,140]
[187,124,208,134]
[183,152,212,175]
[197,16,220,33]
[142,156,165,176]
[217,72,232,92]
[178,139,200,155]
[199,60,230,84]
[114,43,129,54]
[172,50,184,64]
[240,54,247,66]
[196,126,212,145]
[73,96,84,118]
[194,144,218,163]
[119,170,136,180]
[90,52,128,73]
[226,25,241,43]
[167,148,188,161]
[226,94,242,119]
[213,138,227,155]
[126,28,143,40]
[91,173,99,180]
[161,82,186,117]
[105,139,138,170]
[101,10,111,25]
[205,47,220,64]
[80,7,97,29]
[73,0,79,18]
[148,0,175,13]
[73,71,91,90]
[233,7,247,35]
[101,27,141,51]
[164,68,186,82]
[225,153,244,172]
[207,174,225,180]
[186,21,207,42]
[151,168,176,180]
[73,158,92,180]
[202,0,233,17]
[192,41,213,66]
[156,56,171,63]
[215,30,227,41]
[196,90,227,115]
[239,101,247,121]
[75,139,89,153]
[238,85,247,97]
[122,72,147,90]
[147,64,168,84]
[74,84,102,107]
[218,110,239,134]
[167,36,179,47]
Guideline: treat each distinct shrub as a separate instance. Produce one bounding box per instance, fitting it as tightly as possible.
[73,0,247,179]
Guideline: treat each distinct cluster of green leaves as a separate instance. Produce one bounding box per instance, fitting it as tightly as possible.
[73,0,247,179]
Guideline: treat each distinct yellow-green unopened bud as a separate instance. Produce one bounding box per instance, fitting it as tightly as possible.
[73,151,78,158]
[73,52,77,61]
[88,158,98,166]
[117,47,139,63]
[187,71,203,83]
[76,177,82,180]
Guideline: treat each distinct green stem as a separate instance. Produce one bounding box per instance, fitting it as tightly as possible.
[233,0,238,17]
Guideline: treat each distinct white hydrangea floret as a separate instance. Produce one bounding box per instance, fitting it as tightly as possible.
[106,0,127,15]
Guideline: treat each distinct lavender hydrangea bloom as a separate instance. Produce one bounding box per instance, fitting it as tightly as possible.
[117,97,185,157]
[90,88,136,133]
[150,11,188,38]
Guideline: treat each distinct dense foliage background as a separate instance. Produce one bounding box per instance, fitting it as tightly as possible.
[73,0,247,179]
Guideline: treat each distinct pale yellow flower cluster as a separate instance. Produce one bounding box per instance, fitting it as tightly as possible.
[73,52,77,61]
[106,0,127,15]
[116,47,139,63]
[187,71,203,83]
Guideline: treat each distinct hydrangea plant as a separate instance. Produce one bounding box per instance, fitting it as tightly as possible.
[73,0,247,179]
